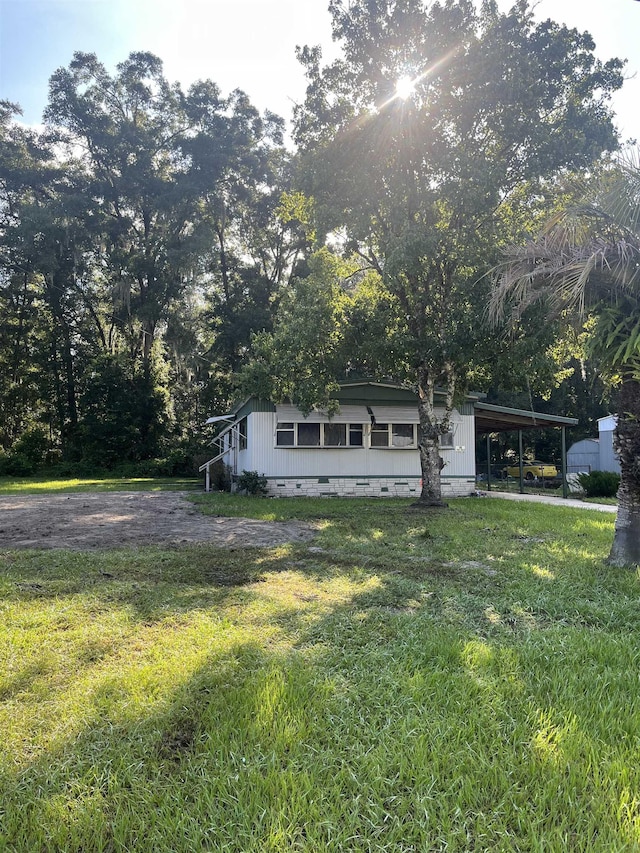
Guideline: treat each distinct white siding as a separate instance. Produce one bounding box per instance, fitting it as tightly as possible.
[242,407,476,497]
[599,429,620,474]
[597,415,620,473]
[598,415,617,433]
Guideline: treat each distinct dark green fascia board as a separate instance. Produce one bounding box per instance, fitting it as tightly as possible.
[225,383,486,421]
[336,380,485,406]
[231,397,276,419]
[474,401,578,433]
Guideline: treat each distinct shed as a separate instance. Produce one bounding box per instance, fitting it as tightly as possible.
[567,438,600,474]
[566,416,620,475]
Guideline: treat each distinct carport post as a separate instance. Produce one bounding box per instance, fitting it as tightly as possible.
[518,429,524,494]
[486,433,492,491]
[561,426,568,499]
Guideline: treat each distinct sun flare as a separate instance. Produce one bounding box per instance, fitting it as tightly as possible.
[395,75,416,100]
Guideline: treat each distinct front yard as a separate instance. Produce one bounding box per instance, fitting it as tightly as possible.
[1,493,638,851]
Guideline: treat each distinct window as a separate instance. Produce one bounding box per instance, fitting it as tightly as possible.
[392,424,414,447]
[324,423,346,446]
[349,425,363,447]
[276,422,295,446]
[371,423,390,447]
[238,417,248,451]
[275,422,365,448]
[297,423,321,446]
[370,423,417,448]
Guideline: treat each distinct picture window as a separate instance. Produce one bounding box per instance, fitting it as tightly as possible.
[324,423,347,446]
[297,423,321,446]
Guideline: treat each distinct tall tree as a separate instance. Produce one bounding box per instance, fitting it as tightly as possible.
[0,101,97,455]
[291,0,623,504]
[0,56,291,465]
[45,52,217,379]
[492,154,640,566]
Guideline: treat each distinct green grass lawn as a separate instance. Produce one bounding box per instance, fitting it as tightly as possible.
[0,475,202,494]
[1,493,639,851]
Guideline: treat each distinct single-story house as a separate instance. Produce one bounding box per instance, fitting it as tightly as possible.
[201,381,578,498]
[567,415,620,474]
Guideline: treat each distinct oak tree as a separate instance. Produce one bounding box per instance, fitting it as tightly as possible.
[292,0,624,503]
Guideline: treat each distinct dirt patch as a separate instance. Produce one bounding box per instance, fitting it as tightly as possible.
[0,491,316,551]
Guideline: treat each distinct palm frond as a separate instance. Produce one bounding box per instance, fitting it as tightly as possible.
[491,154,640,329]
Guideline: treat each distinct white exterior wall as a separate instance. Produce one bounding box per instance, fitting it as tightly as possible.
[597,415,620,474]
[240,406,476,497]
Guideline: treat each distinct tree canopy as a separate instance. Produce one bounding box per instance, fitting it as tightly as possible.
[0,54,295,469]
[276,0,624,503]
[0,8,631,494]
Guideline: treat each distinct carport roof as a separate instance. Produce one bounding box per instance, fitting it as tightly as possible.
[474,402,578,434]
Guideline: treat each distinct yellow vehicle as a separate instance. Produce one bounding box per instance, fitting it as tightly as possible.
[503,460,558,480]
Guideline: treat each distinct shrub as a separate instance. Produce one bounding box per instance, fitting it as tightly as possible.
[236,470,268,496]
[13,426,49,466]
[577,470,620,498]
[0,451,36,477]
[149,449,196,477]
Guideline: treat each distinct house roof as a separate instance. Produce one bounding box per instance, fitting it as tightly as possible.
[207,383,577,435]
[214,382,484,423]
[474,402,578,434]
[335,381,485,407]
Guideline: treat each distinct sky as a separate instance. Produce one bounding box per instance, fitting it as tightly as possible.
[0,0,638,145]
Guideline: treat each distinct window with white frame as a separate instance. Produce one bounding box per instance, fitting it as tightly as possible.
[297,422,321,446]
[370,423,417,448]
[276,422,364,447]
[275,422,295,446]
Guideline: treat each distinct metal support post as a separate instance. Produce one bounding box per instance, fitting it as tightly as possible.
[486,433,492,491]
[562,426,568,499]
[518,429,524,494]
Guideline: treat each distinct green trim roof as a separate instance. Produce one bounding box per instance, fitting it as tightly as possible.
[210,385,577,435]
[474,402,578,434]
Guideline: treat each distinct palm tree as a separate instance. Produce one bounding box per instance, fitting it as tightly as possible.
[491,154,640,567]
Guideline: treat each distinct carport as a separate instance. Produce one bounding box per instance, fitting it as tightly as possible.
[474,402,578,498]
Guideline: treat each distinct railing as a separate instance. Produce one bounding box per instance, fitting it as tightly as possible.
[199,421,241,492]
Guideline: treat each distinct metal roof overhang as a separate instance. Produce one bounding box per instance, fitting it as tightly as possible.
[474,402,578,435]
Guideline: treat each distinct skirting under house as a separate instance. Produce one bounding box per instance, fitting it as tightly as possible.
[258,475,475,498]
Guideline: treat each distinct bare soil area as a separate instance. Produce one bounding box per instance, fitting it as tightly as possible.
[0,491,316,551]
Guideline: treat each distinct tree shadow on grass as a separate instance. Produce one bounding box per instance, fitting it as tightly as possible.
[1,531,638,850]
[4,597,639,851]
[1,543,270,616]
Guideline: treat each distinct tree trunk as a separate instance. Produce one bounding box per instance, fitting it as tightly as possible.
[417,428,446,505]
[608,376,640,567]
[415,365,453,507]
